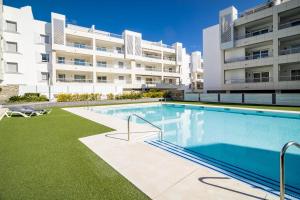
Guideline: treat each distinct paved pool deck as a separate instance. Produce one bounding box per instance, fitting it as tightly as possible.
[64,103,281,200]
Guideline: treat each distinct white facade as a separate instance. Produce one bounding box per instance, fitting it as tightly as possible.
[204,0,300,93]
[190,51,204,91]
[203,25,222,92]
[0,4,196,97]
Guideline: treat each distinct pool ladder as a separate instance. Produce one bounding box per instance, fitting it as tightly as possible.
[127,114,162,141]
[280,141,300,200]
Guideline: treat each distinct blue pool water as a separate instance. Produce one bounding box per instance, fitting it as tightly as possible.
[95,104,300,198]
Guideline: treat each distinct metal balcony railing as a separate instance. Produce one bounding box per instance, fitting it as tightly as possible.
[66,42,93,50]
[279,46,300,55]
[56,60,93,66]
[278,18,300,29]
[279,75,300,81]
[57,78,93,83]
[235,28,272,40]
[225,52,272,63]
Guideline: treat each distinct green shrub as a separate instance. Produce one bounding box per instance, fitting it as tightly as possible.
[8,93,48,103]
[56,93,101,102]
[107,93,114,100]
[114,92,142,100]
[142,90,165,98]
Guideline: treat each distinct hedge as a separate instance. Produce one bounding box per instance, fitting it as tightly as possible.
[8,93,48,103]
[56,93,101,102]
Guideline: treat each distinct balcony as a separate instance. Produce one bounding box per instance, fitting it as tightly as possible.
[225,52,273,63]
[163,56,176,61]
[279,18,300,30]
[57,60,93,66]
[225,77,273,84]
[96,47,124,54]
[143,53,161,60]
[279,46,300,55]
[239,1,274,18]
[235,28,273,40]
[279,75,300,81]
[57,78,93,83]
[94,30,123,39]
[144,67,161,72]
[163,69,178,73]
[66,42,93,50]
[96,63,130,69]
[143,40,173,49]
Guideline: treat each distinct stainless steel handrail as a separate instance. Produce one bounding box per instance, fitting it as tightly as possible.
[127,114,162,141]
[280,141,300,200]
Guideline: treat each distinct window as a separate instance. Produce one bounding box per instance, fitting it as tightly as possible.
[118,76,124,80]
[146,66,154,71]
[58,74,66,82]
[6,42,18,52]
[6,62,18,73]
[57,57,65,64]
[41,53,49,62]
[40,34,50,44]
[136,76,141,81]
[97,76,107,83]
[146,78,153,84]
[261,72,269,82]
[261,50,269,58]
[136,64,141,68]
[252,51,261,59]
[253,72,261,82]
[74,43,86,49]
[6,21,17,32]
[74,59,86,66]
[118,62,124,68]
[41,72,49,81]
[291,69,300,81]
[74,75,86,82]
[116,47,122,53]
[97,61,107,67]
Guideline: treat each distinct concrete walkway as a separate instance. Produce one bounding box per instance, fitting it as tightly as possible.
[64,105,279,200]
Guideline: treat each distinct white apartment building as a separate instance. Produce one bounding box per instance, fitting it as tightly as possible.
[190,51,204,91]
[0,4,197,99]
[203,0,300,93]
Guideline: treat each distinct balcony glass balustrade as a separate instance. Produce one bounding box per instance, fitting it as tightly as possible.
[66,42,93,50]
[225,52,272,63]
[56,60,93,66]
[280,46,300,55]
[279,18,300,29]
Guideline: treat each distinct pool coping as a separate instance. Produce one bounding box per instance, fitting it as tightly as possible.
[63,103,298,200]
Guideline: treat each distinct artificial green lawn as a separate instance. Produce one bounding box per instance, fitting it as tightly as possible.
[0,108,149,200]
[171,101,300,112]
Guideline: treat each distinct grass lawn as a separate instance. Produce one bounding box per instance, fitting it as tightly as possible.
[170,101,300,112]
[0,108,149,200]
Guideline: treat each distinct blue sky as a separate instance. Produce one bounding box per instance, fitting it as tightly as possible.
[5,0,264,53]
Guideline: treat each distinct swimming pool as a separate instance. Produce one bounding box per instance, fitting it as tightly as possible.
[94,103,300,199]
